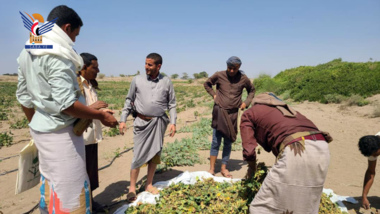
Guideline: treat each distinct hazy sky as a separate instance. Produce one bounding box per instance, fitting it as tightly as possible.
[2,0,379,78]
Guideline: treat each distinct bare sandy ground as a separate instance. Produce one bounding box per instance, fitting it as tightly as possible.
[0,83,379,213]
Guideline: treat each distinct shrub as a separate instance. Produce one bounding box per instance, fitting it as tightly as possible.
[161,138,201,168]
[372,103,380,118]
[324,94,346,104]
[185,99,195,108]
[0,112,8,121]
[272,59,380,103]
[171,74,179,79]
[345,94,369,106]
[253,74,282,95]
[280,90,291,100]
[0,131,13,148]
[98,73,105,79]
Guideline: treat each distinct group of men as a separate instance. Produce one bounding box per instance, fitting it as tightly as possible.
[15,4,379,214]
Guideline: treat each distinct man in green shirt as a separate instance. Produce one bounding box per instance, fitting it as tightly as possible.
[16,5,117,213]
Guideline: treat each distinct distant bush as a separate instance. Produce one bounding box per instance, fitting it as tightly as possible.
[193,71,208,79]
[182,73,189,80]
[119,74,125,77]
[98,73,105,79]
[254,59,380,103]
[324,94,346,104]
[280,90,291,100]
[345,94,369,106]
[188,79,193,84]
[372,103,380,118]
[171,74,179,79]
[253,74,282,94]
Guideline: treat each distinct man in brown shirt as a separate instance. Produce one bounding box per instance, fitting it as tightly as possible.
[204,56,255,178]
[240,92,331,214]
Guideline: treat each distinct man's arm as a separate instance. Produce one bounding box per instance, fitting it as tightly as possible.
[63,101,117,127]
[16,56,35,121]
[203,72,219,98]
[240,108,259,164]
[240,108,259,179]
[46,56,117,127]
[242,77,256,109]
[167,79,177,137]
[21,105,35,122]
[362,159,377,209]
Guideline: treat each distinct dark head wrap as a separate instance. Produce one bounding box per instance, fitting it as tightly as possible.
[226,56,242,67]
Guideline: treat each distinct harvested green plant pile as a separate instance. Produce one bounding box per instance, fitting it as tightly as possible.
[126,163,343,214]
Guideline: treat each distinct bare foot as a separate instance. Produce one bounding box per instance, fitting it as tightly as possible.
[146,185,159,194]
[221,169,233,178]
[208,169,215,176]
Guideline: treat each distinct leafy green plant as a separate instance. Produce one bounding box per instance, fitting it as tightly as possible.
[0,131,13,148]
[10,117,29,129]
[185,99,196,108]
[114,147,121,157]
[0,112,8,121]
[103,127,120,137]
[319,193,345,214]
[161,138,201,169]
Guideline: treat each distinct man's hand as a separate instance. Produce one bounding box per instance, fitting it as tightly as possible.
[89,101,108,110]
[240,102,247,110]
[362,197,370,210]
[102,109,115,114]
[213,95,216,100]
[119,122,127,135]
[99,111,118,128]
[169,124,176,137]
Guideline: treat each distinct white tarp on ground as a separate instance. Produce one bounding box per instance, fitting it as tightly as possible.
[322,188,358,213]
[114,171,357,214]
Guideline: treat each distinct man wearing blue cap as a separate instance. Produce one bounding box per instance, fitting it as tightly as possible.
[204,56,255,178]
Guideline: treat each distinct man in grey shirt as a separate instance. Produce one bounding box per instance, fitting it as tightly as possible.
[119,53,177,202]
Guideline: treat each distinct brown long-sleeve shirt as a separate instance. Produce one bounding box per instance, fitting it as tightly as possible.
[204,70,255,110]
[204,71,255,140]
[240,104,319,161]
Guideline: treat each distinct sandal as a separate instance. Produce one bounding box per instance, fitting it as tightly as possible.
[208,170,215,176]
[221,170,233,178]
[146,186,160,195]
[126,192,137,203]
